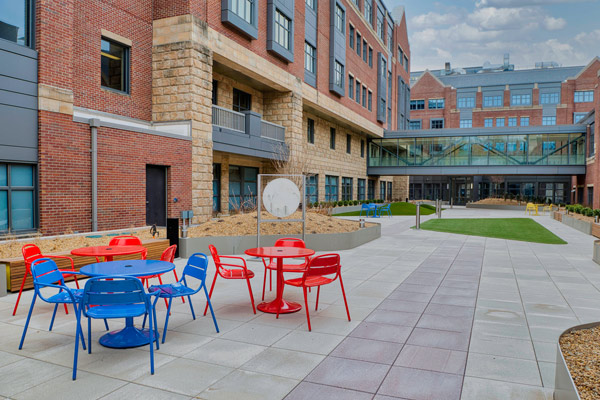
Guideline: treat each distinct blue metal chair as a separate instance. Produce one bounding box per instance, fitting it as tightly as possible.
[76,276,159,379]
[377,203,392,217]
[359,203,377,217]
[19,258,86,379]
[148,253,219,343]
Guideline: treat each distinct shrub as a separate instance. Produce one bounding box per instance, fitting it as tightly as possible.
[353,200,358,205]
[503,193,508,200]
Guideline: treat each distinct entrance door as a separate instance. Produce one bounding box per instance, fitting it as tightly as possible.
[146,165,167,226]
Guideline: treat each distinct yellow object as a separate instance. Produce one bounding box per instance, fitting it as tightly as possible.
[525,203,536,215]
[542,204,553,215]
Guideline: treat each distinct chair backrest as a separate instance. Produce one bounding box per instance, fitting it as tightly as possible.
[361,203,370,210]
[208,244,220,265]
[30,258,65,287]
[274,238,306,249]
[304,253,341,280]
[109,235,143,246]
[82,276,148,309]
[161,245,177,262]
[22,244,43,267]
[381,204,390,210]
[182,253,209,283]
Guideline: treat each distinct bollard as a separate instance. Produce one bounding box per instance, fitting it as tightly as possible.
[416,202,421,229]
[359,218,365,228]
[438,202,442,219]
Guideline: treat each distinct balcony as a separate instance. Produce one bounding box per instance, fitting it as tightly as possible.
[211,105,287,160]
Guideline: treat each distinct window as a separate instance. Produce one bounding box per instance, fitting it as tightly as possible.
[387,182,392,201]
[368,90,372,111]
[364,0,373,25]
[387,22,393,52]
[363,40,367,62]
[307,118,315,144]
[355,80,361,103]
[349,25,354,48]
[228,165,258,211]
[212,80,218,105]
[0,0,33,46]
[0,164,36,232]
[542,116,556,126]
[484,118,493,127]
[306,174,318,203]
[351,0,359,8]
[404,55,408,69]
[304,42,316,74]
[398,46,404,64]
[540,92,559,104]
[428,99,444,109]
[457,97,475,108]
[410,100,425,110]
[232,0,254,24]
[101,38,129,93]
[368,47,373,67]
[232,88,251,112]
[348,75,354,99]
[511,93,531,106]
[335,4,344,33]
[588,187,594,207]
[430,119,444,129]
[356,33,361,57]
[358,179,366,200]
[590,122,595,157]
[342,177,353,201]
[330,127,336,149]
[362,86,366,107]
[574,112,588,123]
[213,163,221,212]
[306,0,316,11]
[368,180,375,200]
[574,90,594,103]
[325,176,339,202]
[346,134,351,153]
[380,182,386,200]
[361,140,365,157]
[376,8,384,41]
[274,10,291,50]
[409,120,422,130]
[460,119,472,128]
[508,117,517,127]
[496,118,505,127]
[483,95,503,107]
[334,61,344,87]
[520,117,529,126]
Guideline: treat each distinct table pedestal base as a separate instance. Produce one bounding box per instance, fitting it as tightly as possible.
[258,299,302,314]
[99,318,156,348]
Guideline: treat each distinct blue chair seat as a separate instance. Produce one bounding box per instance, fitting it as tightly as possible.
[149,283,195,298]
[85,303,147,319]
[47,289,83,304]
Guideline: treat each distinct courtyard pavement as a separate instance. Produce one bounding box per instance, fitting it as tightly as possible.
[0,208,598,399]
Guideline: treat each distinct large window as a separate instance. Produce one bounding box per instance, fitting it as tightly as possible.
[483,95,503,107]
[457,97,475,108]
[368,90,372,111]
[342,177,353,201]
[574,90,594,103]
[355,79,361,103]
[410,100,425,110]
[540,92,559,104]
[0,0,32,46]
[348,75,354,99]
[430,119,444,129]
[520,117,529,126]
[589,122,595,157]
[363,40,368,62]
[358,179,366,200]
[508,117,517,127]
[213,164,221,212]
[387,22,393,52]
[101,38,129,93]
[356,33,361,57]
[361,140,365,157]
[274,10,291,50]
[542,116,556,126]
[305,0,316,11]
[368,180,375,200]
[428,99,445,109]
[233,88,251,112]
[511,93,531,106]
[362,86,366,108]
[0,164,36,232]
[304,42,316,74]
[306,174,318,203]
[330,128,336,149]
[232,0,254,24]
[307,118,315,144]
[409,120,422,130]
[335,4,344,33]
[364,0,373,25]
[496,118,505,127]
[325,176,339,202]
[574,112,588,123]
[228,165,258,211]
[376,8,384,41]
[368,47,373,67]
[380,182,386,200]
[484,118,493,128]
[334,61,344,87]
[349,25,354,49]
[460,119,472,128]
[346,134,352,154]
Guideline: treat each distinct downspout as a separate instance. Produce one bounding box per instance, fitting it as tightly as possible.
[89,118,101,232]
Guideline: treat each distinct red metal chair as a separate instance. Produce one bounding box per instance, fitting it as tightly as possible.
[261,238,311,300]
[13,244,80,316]
[139,245,184,307]
[277,253,350,331]
[108,235,147,259]
[204,244,256,315]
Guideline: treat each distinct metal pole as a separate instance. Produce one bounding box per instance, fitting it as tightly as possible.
[302,175,306,242]
[438,199,442,219]
[416,202,421,229]
[257,175,262,248]
[90,119,100,232]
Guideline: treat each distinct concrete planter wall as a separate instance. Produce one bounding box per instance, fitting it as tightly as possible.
[179,223,381,257]
[554,321,600,400]
[330,205,362,214]
[465,204,526,211]
[593,240,600,266]
[561,214,592,235]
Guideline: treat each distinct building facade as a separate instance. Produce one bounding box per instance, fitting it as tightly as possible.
[0,0,410,235]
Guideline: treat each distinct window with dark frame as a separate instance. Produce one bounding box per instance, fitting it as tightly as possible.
[325,175,339,202]
[0,163,36,232]
[306,174,318,203]
[232,0,254,24]
[356,33,361,57]
[274,9,291,50]
[368,179,375,200]
[342,177,353,201]
[346,134,351,154]
[361,140,365,157]
[368,47,373,67]
[307,118,315,144]
[334,61,344,87]
[0,0,33,47]
[304,42,316,74]
[355,80,361,103]
[101,37,129,93]
[430,119,444,129]
[349,25,354,49]
[330,128,336,149]
[335,4,344,33]
[212,80,218,105]
[368,90,372,111]
[212,163,221,212]
[358,178,366,200]
[233,88,251,112]
[364,0,373,25]
[363,40,367,62]
[349,75,354,99]
[362,86,366,107]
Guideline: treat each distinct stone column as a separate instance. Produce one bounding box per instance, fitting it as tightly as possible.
[220,155,230,214]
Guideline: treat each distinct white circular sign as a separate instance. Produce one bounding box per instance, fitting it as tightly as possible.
[262,178,301,218]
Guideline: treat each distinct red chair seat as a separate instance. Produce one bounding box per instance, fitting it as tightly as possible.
[222,268,255,279]
[285,276,334,287]
[264,262,308,272]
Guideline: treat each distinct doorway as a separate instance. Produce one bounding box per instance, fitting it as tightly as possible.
[146,165,167,226]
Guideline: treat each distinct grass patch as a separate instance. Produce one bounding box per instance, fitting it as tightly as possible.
[419,218,566,244]
[333,202,437,217]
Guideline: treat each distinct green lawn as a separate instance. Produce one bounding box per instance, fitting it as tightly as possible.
[419,218,566,244]
[333,202,437,216]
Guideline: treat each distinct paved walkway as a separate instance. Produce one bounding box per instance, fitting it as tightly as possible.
[0,208,598,399]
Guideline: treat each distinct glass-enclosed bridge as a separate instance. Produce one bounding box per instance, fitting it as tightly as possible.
[367,125,587,176]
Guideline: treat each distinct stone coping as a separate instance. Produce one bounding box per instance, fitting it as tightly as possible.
[554,321,600,400]
[466,203,527,211]
[179,223,381,257]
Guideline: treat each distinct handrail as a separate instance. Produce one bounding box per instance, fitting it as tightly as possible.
[212,105,245,132]
[261,120,285,142]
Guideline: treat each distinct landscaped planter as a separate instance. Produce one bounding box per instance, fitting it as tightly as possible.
[560,214,593,235]
[330,205,363,214]
[593,240,600,266]
[466,203,526,211]
[555,321,600,400]
[179,223,381,257]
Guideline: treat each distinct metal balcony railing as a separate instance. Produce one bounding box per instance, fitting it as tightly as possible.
[261,120,285,142]
[212,105,245,133]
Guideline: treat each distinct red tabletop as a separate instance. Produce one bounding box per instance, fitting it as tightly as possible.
[245,246,315,315]
[71,245,146,261]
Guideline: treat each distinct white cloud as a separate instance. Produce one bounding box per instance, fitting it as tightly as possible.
[476,0,592,8]
[468,7,539,30]
[543,16,567,30]
[409,11,462,30]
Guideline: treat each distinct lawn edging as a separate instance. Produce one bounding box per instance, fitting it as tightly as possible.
[179,223,381,257]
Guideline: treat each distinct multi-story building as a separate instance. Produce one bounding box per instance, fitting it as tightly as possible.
[0,0,410,236]
[404,56,600,204]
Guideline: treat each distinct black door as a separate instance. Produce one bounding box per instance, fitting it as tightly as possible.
[146,165,167,226]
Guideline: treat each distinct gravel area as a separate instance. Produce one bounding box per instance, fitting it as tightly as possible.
[559,326,600,400]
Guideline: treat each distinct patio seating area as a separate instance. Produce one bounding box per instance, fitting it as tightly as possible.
[0,208,599,399]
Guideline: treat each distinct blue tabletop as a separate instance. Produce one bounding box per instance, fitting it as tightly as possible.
[79,260,175,277]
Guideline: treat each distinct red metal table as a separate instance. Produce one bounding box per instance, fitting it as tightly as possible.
[245,246,315,314]
[71,245,146,262]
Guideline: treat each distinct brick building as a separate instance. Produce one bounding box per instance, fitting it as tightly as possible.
[0,0,410,235]
[405,56,600,204]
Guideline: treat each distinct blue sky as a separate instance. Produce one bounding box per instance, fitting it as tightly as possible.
[387,0,600,71]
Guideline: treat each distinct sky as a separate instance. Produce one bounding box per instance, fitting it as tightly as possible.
[388,0,600,72]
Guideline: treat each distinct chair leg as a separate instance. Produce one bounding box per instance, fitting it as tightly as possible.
[153,305,159,350]
[104,319,109,331]
[338,275,351,321]
[188,295,195,320]
[172,270,185,303]
[12,269,29,316]
[262,267,267,301]
[315,286,320,311]
[161,297,173,344]
[203,271,218,316]
[72,274,80,289]
[49,303,59,331]
[87,317,92,354]
[269,269,272,291]
[203,285,219,333]
[73,306,81,380]
[303,287,311,331]
[245,277,256,314]
[18,293,37,349]
[63,303,69,315]
[148,306,155,375]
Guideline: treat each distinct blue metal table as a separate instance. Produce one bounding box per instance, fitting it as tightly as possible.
[79,260,175,349]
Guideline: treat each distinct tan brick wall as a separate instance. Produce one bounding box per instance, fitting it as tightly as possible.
[213,71,264,115]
